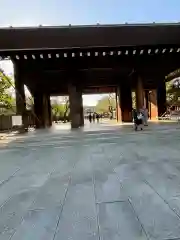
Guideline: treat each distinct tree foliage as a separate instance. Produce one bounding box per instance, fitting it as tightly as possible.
[95,95,116,113]
[52,103,65,116]
[0,70,14,110]
[166,79,180,106]
[51,97,70,122]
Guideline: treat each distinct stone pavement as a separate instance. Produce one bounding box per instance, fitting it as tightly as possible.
[1,123,180,239]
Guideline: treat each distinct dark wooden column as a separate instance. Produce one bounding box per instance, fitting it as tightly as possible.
[149,90,158,120]
[34,92,44,128]
[144,90,149,110]
[77,89,84,127]
[136,76,145,110]
[157,80,167,117]
[43,94,52,127]
[117,82,132,122]
[34,93,52,128]
[14,62,27,127]
[116,89,121,122]
[47,95,52,127]
[68,83,83,128]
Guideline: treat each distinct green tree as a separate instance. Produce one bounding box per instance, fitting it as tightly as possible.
[62,97,69,121]
[166,79,180,106]
[52,103,65,116]
[95,95,116,114]
[51,96,70,119]
[0,70,14,110]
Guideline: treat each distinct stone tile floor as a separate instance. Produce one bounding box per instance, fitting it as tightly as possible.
[1,122,180,239]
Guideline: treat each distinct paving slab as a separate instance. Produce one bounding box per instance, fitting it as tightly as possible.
[30,174,70,210]
[0,189,37,240]
[10,207,61,240]
[54,158,98,240]
[127,180,180,240]
[98,201,148,240]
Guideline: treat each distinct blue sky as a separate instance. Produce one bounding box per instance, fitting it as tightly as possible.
[1,0,180,26]
[1,0,180,105]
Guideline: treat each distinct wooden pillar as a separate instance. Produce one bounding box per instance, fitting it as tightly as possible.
[149,90,158,120]
[136,76,145,110]
[14,63,27,127]
[68,84,83,128]
[34,93,43,128]
[43,94,52,127]
[157,80,167,117]
[47,95,52,127]
[144,90,149,110]
[34,93,51,128]
[77,90,84,127]
[116,90,121,122]
[117,83,132,122]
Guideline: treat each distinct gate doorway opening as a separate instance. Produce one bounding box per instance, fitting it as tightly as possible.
[83,91,117,127]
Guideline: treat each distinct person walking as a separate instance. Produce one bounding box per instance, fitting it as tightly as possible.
[92,113,96,123]
[88,114,92,123]
[96,113,99,123]
[132,108,143,131]
[137,111,143,130]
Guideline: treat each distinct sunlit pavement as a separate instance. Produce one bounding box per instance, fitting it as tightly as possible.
[1,122,180,239]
